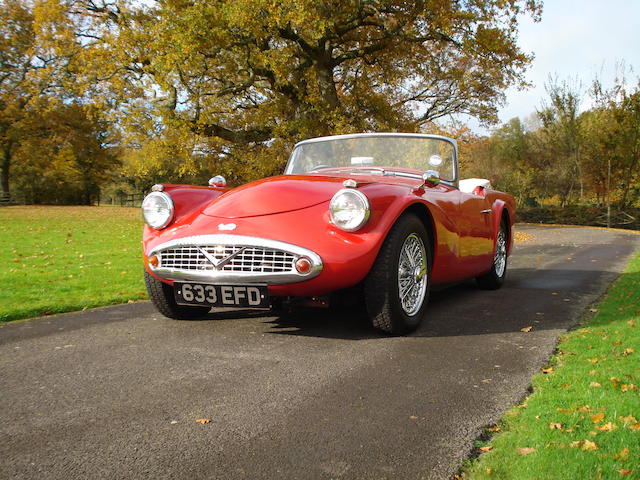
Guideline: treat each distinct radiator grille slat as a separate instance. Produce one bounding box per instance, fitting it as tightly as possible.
[159,244,297,273]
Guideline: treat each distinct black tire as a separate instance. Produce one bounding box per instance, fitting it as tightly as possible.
[144,270,211,320]
[364,214,431,335]
[476,220,508,290]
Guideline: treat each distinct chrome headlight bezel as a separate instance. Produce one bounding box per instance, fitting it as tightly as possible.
[329,188,370,232]
[141,191,175,230]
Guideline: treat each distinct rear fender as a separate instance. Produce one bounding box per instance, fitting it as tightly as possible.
[491,199,515,255]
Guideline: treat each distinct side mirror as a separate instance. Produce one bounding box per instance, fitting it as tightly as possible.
[422,170,441,186]
[414,170,440,192]
[208,175,227,188]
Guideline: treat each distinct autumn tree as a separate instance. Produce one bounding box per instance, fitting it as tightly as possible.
[462,117,536,206]
[10,101,118,204]
[60,0,541,183]
[0,0,35,198]
[534,79,584,205]
[599,86,640,208]
[0,0,84,199]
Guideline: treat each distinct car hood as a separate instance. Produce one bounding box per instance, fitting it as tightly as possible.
[202,175,352,219]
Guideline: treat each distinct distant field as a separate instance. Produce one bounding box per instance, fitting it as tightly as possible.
[0,206,146,322]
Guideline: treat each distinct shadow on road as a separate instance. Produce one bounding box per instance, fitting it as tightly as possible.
[260,267,635,340]
[1,265,634,346]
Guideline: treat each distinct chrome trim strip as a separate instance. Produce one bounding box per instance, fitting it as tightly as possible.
[293,132,457,149]
[148,234,323,285]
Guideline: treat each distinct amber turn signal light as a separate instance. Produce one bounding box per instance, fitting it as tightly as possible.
[295,257,312,274]
[148,255,160,267]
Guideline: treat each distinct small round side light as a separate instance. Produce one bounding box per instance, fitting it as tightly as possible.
[148,255,160,268]
[295,257,312,274]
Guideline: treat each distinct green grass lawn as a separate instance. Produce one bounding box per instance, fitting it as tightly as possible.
[462,251,640,479]
[0,206,146,322]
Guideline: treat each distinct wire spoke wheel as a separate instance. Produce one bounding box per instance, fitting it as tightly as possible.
[476,220,508,290]
[494,228,507,277]
[397,233,428,316]
[365,214,432,335]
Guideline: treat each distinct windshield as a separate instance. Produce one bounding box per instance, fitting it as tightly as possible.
[285,134,457,182]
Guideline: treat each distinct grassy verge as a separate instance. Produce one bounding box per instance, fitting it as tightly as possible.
[461,251,640,479]
[0,206,146,322]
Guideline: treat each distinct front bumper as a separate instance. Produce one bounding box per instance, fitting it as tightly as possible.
[147,234,323,285]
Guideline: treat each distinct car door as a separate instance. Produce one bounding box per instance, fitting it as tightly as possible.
[457,189,494,277]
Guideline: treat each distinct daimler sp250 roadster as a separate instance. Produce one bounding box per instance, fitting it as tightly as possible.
[142,133,515,334]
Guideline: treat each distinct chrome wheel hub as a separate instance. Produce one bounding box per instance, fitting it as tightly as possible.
[398,233,428,316]
[494,229,507,277]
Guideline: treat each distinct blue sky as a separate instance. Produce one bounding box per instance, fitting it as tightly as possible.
[490,0,640,130]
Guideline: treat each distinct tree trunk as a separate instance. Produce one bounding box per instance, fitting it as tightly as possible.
[314,50,340,112]
[1,140,12,198]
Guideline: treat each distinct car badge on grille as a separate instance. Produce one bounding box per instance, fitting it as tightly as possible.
[218,223,237,231]
[197,246,246,270]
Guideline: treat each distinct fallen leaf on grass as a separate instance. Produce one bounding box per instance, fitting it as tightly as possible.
[590,382,601,388]
[619,470,632,476]
[628,320,635,327]
[614,448,629,459]
[577,405,592,412]
[488,425,501,432]
[591,413,605,423]
[549,422,563,430]
[621,384,638,392]
[570,440,598,451]
[628,423,640,431]
[517,447,536,455]
[623,348,634,356]
[479,446,493,452]
[590,308,599,313]
[541,367,554,374]
[195,418,211,424]
[595,422,616,432]
[521,326,533,332]
[619,416,638,424]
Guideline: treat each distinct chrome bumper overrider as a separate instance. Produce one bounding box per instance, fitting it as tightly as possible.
[147,234,323,284]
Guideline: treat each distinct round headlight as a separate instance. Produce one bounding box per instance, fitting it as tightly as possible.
[329,188,370,232]
[141,191,174,229]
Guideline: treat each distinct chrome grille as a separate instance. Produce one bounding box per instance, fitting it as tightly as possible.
[159,245,296,273]
[148,234,322,285]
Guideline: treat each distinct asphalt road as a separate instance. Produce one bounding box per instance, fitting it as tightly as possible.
[1,225,639,480]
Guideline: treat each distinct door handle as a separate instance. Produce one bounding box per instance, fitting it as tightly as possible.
[481,209,491,214]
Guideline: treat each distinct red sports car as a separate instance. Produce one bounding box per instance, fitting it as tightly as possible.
[142,133,515,334]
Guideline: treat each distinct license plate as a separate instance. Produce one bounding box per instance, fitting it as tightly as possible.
[174,282,269,308]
